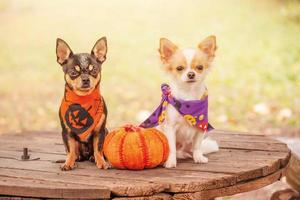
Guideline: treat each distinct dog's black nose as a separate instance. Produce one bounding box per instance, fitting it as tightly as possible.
[187,72,195,79]
[82,78,90,87]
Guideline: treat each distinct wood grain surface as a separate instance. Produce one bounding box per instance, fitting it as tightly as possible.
[0,130,291,199]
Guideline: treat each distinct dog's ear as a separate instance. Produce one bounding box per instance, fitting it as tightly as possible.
[198,35,217,59]
[91,37,107,63]
[159,38,178,63]
[56,38,73,65]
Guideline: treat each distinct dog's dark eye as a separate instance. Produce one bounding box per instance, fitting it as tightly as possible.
[196,65,204,70]
[89,66,99,76]
[69,70,79,77]
[176,66,184,71]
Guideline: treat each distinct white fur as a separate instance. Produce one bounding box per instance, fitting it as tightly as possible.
[181,49,197,83]
[182,48,195,66]
[200,137,219,154]
[158,48,219,168]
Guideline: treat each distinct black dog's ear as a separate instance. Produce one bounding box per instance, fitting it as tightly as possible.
[91,37,107,63]
[56,38,73,65]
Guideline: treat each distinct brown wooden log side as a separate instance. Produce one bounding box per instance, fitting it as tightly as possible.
[0,176,110,199]
[172,167,287,200]
[113,193,172,200]
[0,130,291,199]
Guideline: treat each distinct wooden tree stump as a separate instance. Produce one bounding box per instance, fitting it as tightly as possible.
[0,130,291,199]
[286,154,300,193]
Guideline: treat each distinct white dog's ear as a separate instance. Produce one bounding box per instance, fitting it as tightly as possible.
[91,37,107,63]
[198,35,217,59]
[159,38,178,63]
[56,38,73,65]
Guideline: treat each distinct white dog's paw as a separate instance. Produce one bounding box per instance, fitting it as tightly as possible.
[164,153,177,168]
[193,150,208,163]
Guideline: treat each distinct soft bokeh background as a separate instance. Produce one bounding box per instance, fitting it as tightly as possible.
[1,1,300,199]
[0,0,299,134]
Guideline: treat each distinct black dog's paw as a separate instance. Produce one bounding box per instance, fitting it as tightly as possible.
[89,155,95,163]
[60,162,77,171]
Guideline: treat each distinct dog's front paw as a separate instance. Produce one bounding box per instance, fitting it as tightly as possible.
[96,160,110,169]
[60,162,77,171]
[164,153,177,168]
[94,153,110,169]
[193,150,208,163]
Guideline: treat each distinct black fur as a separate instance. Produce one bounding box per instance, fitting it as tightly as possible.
[97,98,108,151]
[59,107,70,152]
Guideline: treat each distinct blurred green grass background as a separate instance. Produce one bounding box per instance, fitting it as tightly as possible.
[0,0,299,133]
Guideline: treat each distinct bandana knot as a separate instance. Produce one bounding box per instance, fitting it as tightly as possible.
[161,83,171,96]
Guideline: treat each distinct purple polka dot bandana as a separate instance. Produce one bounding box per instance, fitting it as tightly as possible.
[140,83,213,132]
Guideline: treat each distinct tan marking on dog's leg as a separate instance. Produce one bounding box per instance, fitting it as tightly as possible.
[75,141,80,158]
[93,133,109,169]
[75,141,82,161]
[61,137,77,171]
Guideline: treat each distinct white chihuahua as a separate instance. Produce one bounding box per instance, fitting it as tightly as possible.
[157,36,219,168]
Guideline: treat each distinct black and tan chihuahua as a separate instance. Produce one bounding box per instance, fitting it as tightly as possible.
[56,37,109,170]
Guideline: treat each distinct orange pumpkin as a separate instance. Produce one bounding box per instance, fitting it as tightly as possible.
[103,124,169,170]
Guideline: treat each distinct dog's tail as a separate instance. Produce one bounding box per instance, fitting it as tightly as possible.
[200,137,219,155]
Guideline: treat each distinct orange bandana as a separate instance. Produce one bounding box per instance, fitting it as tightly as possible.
[60,85,104,142]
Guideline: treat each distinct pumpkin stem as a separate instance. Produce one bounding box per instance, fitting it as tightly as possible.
[124,124,141,132]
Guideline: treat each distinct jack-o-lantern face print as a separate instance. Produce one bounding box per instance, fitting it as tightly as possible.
[65,104,94,134]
